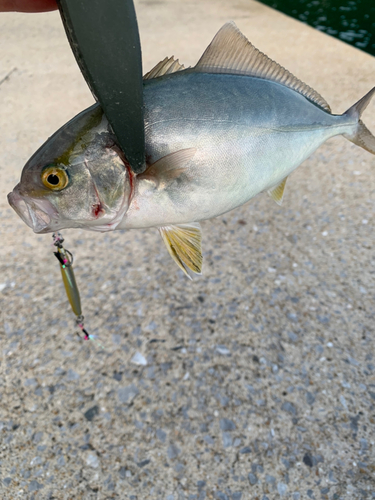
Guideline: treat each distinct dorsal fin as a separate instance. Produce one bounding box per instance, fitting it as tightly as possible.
[144,56,186,80]
[195,22,331,113]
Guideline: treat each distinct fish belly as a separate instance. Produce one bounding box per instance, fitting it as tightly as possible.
[121,72,352,229]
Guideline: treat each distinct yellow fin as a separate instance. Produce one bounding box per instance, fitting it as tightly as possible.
[159,223,202,279]
[267,176,288,206]
[195,22,331,113]
[144,56,186,80]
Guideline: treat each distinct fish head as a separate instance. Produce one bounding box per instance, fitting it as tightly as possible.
[8,104,132,233]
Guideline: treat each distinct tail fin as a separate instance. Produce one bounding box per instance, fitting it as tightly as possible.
[344,86,375,155]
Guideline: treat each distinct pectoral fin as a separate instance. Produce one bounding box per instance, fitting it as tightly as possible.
[267,176,288,206]
[159,223,202,279]
[140,148,196,186]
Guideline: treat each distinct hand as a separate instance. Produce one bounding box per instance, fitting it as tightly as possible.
[0,0,57,12]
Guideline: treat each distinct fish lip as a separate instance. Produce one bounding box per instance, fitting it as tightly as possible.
[8,188,58,233]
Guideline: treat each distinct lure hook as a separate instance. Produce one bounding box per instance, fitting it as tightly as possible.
[52,232,91,341]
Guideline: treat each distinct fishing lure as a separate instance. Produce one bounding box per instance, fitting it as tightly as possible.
[52,232,91,340]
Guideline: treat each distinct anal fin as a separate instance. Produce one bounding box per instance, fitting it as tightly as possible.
[159,223,202,279]
[267,176,288,206]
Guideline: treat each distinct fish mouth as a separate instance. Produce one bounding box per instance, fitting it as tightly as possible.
[8,186,58,234]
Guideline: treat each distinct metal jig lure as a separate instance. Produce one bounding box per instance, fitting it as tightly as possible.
[52,232,91,340]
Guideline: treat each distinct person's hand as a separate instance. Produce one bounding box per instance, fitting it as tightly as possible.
[0,0,57,12]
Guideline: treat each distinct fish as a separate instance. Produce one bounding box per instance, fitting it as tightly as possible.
[8,22,375,278]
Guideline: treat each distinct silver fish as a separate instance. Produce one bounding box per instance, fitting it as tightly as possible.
[8,23,375,277]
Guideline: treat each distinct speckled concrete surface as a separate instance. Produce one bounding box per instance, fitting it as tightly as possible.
[1,1,375,499]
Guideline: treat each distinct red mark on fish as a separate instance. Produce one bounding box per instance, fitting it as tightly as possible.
[92,203,103,218]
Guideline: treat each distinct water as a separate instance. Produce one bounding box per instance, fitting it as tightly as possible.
[259,0,375,57]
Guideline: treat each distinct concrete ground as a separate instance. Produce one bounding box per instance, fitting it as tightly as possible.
[1,0,375,499]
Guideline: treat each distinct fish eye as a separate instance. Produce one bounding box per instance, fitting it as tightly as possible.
[41,166,69,191]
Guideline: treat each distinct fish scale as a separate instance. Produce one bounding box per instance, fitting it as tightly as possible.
[129,72,353,229]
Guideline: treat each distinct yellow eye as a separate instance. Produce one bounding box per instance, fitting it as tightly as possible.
[41,166,69,191]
